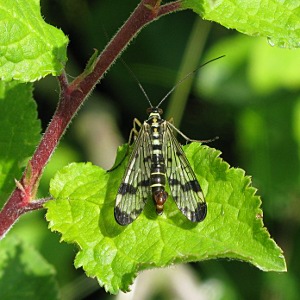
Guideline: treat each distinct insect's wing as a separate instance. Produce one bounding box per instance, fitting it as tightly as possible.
[163,122,207,222]
[114,123,152,225]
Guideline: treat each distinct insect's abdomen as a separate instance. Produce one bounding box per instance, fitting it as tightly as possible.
[150,162,168,215]
[150,120,168,214]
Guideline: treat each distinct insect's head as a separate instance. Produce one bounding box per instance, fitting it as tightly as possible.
[146,107,163,115]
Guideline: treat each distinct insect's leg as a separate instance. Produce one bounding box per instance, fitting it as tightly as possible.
[168,117,174,124]
[168,121,219,144]
[129,118,142,143]
[107,118,142,172]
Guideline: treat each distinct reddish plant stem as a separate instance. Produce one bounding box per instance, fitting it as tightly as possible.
[0,0,182,238]
[157,0,183,17]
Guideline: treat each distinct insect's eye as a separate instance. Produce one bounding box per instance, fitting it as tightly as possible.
[158,108,163,115]
[146,107,152,114]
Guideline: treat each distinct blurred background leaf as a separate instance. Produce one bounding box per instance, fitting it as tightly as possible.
[7,0,300,299]
[0,82,41,209]
[0,236,60,300]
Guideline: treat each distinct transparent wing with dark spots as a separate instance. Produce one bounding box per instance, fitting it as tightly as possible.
[114,123,152,225]
[163,122,207,222]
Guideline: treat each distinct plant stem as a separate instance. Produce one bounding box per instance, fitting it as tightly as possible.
[0,0,183,238]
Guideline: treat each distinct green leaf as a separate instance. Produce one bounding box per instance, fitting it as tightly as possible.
[0,81,41,209]
[183,0,300,48]
[0,0,68,82]
[0,235,60,300]
[45,143,286,293]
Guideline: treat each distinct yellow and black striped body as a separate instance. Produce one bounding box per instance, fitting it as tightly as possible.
[147,109,168,214]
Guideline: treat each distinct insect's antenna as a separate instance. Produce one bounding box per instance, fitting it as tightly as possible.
[100,26,153,107]
[121,60,154,108]
[155,55,225,108]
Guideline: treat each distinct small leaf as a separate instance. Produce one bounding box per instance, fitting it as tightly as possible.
[0,81,41,208]
[45,143,286,294]
[0,0,68,81]
[0,235,60,300]
[83,49,100,76]
[183,0,300,48]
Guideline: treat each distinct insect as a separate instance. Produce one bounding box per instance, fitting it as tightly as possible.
[114,57,222,225]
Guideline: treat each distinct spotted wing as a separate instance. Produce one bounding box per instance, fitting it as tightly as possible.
[114,123,152,225]
[163,122,207,222]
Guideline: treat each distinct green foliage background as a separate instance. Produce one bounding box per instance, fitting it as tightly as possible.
[2,0,300,299]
